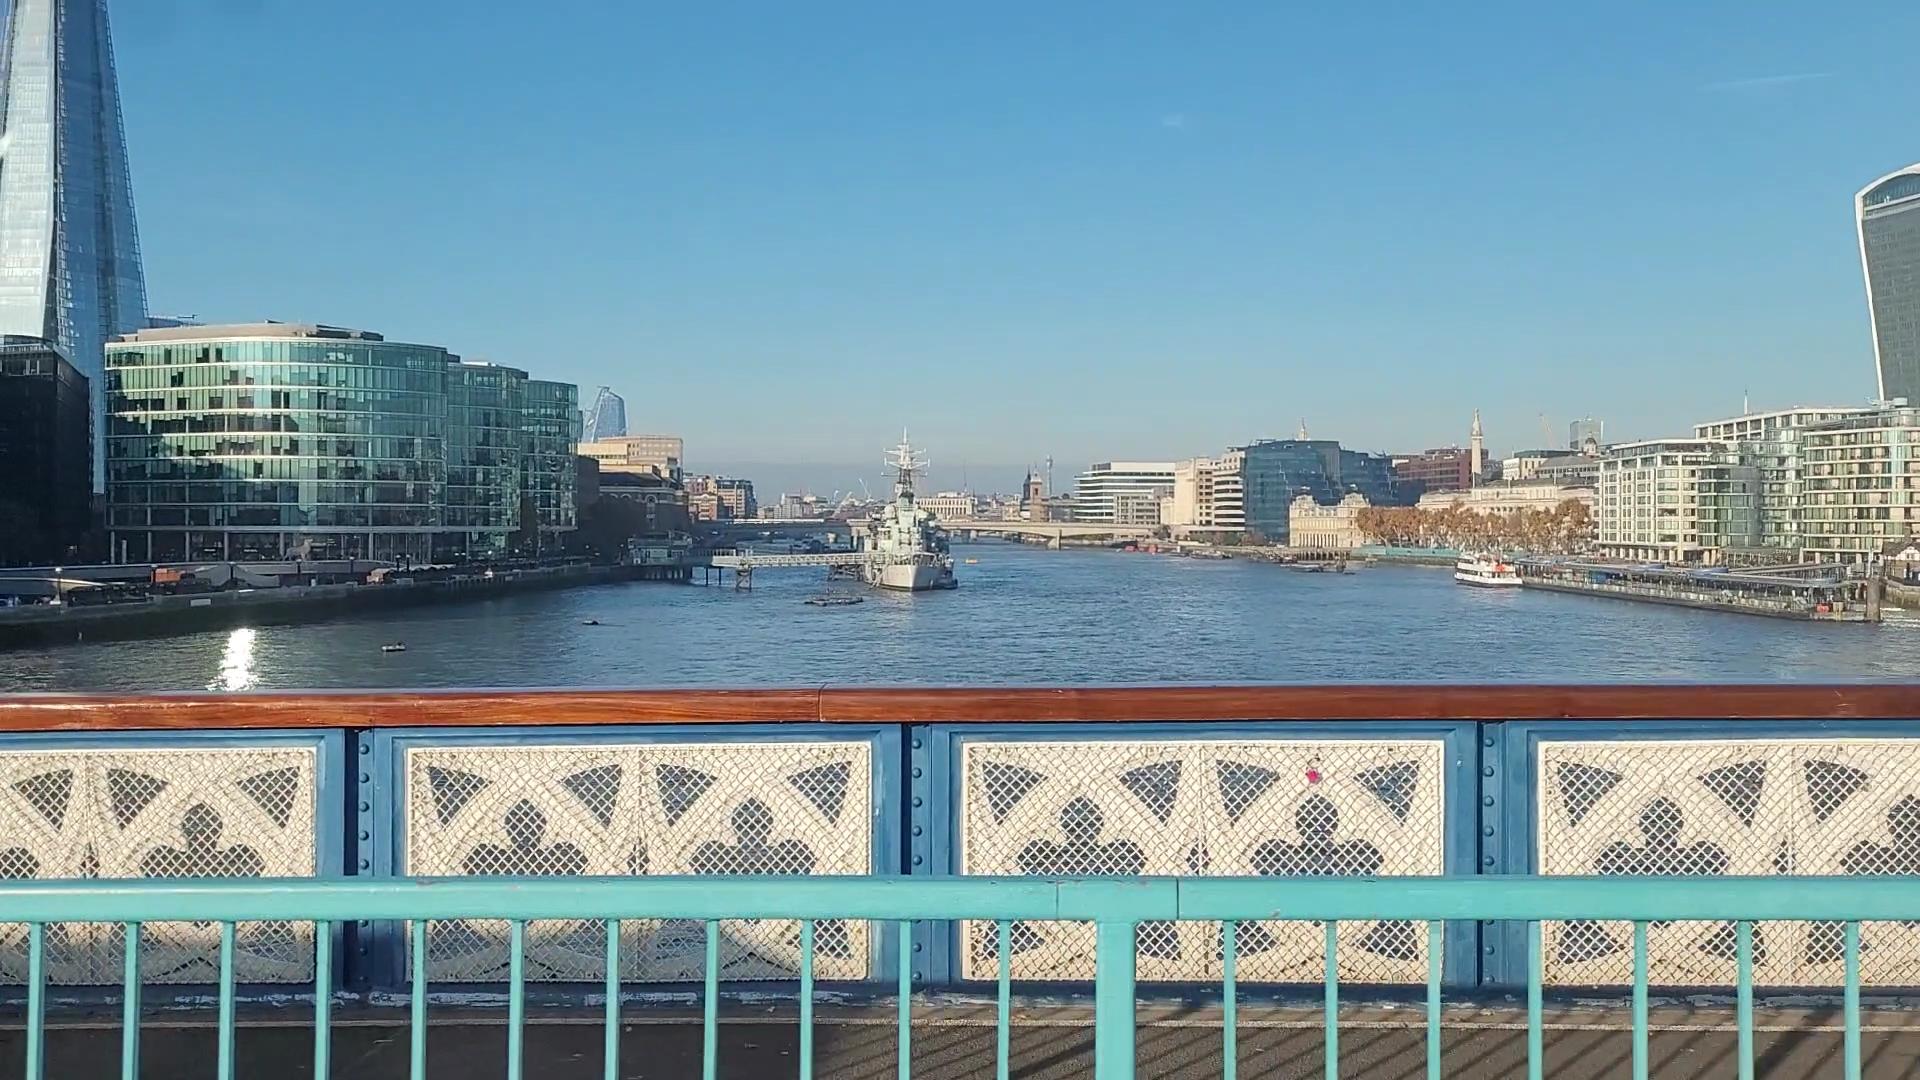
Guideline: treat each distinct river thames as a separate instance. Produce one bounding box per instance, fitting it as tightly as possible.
[2,543,1916,692]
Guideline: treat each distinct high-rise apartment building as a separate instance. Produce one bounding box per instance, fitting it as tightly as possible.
[1691,407,1877,555]
[0,0,149,491]
[1798,407,1920,563]
[1858,164,1920,404]
[1595,440,1760,564]
[581,385,627,441]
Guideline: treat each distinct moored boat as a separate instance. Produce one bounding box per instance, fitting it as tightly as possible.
[856,435,959,592]
[1455,552,1521,587]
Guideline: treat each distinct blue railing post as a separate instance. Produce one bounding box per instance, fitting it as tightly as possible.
[1067,879,1176,1080]
[1092,919,1137,1080]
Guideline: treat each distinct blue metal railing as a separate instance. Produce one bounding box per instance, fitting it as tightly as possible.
[2,873,1915,1080]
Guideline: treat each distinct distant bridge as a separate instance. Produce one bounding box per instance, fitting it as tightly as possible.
[937,519,1156,541]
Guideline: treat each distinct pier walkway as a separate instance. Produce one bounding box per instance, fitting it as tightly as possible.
[701,548,872,587]
[704,550,870,570]
[11,999,1915,1078]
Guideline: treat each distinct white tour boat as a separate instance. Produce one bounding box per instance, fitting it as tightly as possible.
[1455,552,1521,587]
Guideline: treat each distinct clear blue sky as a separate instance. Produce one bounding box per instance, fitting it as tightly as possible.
[117,1,1918,488]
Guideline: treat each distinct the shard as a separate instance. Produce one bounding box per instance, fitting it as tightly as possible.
[0,0,147,491]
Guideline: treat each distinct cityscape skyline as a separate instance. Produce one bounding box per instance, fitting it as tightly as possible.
[105,2,1920,465]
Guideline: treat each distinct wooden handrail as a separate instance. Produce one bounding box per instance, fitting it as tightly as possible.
[0,684,1914,731]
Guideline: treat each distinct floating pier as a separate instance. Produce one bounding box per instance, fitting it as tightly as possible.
[1516,558,1881,622]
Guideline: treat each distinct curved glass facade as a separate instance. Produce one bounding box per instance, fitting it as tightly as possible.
[106,326,578,563]
[1864,173,1920,210]
[1861,166,1920,404]
[106,330,458,562]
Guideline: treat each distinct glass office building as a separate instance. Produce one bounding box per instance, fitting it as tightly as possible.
[104,324,579,564]
[0,0,150,492]
[1241,441,1335,542]
[1859,164,1920,404]
[524,379,580,545]
[442,362,527,558]
[1240,440,1400,542]
[105,325,448,562]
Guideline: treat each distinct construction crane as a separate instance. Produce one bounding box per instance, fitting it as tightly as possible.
[1538,413,1553,449]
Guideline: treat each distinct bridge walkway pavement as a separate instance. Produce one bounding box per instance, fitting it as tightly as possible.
[5,1000,1919,1078]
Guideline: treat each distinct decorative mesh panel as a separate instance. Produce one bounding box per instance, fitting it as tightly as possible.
[958,738,1446,983]
[403,741,872,982]
[1538,738,1920,987]
[0,746,318,985]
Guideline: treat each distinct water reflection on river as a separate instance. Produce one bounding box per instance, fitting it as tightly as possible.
[2,544,1915,692]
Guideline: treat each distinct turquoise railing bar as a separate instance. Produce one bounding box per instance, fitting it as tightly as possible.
[507,919,526,1080]
[3,874,1918,1080]
[314,919,331,1080]
[1844,920,1862,1080]
[1322,921,1338,1080]
[1424,921,1441,1080]
[602,918,619,1080]
[702,919,719,1080]
[120,922,139,1080]
[24,921,42,1080]
[897,920,912,1080]
[996,919,1012,1080]
[409,918,427,1080]
[1221,920,1237,1080]
[1092,919,1137,1080]
[1526,921,1542,1080]
[1735,920,1753,1080]
[799,919,815,1080]
[1631,920,1648,1080]
[217,921,236,1080]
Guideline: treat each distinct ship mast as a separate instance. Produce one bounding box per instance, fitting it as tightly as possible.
[885,430,927,502]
